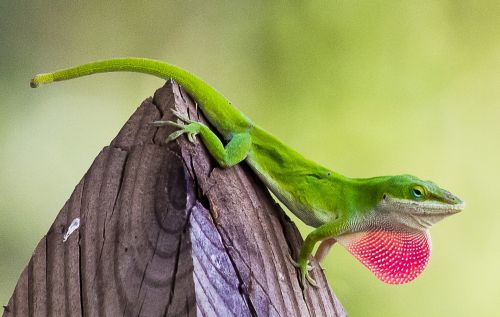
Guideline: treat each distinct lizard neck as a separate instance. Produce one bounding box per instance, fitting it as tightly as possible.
[343,176,388,216]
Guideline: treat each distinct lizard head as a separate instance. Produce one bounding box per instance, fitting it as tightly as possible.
[375,174,464,231]
[336,175,464,284]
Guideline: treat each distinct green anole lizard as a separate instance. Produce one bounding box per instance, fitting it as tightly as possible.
[31,58,464,287]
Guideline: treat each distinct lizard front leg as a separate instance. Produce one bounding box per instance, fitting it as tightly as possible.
[291,218,347,288]
[154,110,251,168]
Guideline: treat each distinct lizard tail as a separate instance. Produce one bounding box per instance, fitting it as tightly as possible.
[31,57,251,137]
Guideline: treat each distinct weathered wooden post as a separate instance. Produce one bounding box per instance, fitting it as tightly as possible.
[3,81,346,316]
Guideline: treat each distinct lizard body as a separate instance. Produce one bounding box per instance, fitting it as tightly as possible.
[31,58,464,286]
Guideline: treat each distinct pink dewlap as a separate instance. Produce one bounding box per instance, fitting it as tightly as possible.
[337,230,431,284]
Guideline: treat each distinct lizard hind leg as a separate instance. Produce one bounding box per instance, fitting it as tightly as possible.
[314,237,337,263]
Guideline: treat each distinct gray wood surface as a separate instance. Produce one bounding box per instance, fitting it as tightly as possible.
[3,81,347,316]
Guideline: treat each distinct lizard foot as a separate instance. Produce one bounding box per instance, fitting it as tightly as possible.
[287,254,318,288]
[153,109,200,144]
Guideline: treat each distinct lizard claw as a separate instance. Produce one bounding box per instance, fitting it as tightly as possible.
[306,274,319,288]
[153,110,201,144]
[152,109,192,127]
[187,132,198,144]
[288,254,312,271]
[170,109,192,123]
[152,120,183,128]
[288,253,318,288]
[165,130,185,143]
[287,253,298,266]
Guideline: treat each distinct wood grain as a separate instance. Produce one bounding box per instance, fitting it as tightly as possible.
[3,81,347,317]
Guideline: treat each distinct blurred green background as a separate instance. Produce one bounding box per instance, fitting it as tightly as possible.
[1,1,499,316]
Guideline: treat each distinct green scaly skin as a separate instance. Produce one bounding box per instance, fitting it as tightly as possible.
[31,58,464,288]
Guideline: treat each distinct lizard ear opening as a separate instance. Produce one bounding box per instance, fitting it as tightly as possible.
[336,230,431,284]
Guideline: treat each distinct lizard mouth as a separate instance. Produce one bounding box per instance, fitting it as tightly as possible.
[377,196,464,231]
[412,201,464,216]
[384,196,465,216]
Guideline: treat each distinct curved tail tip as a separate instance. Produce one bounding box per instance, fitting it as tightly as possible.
[30,78,39,88]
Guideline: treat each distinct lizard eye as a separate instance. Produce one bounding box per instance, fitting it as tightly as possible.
[411,187,424,199]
